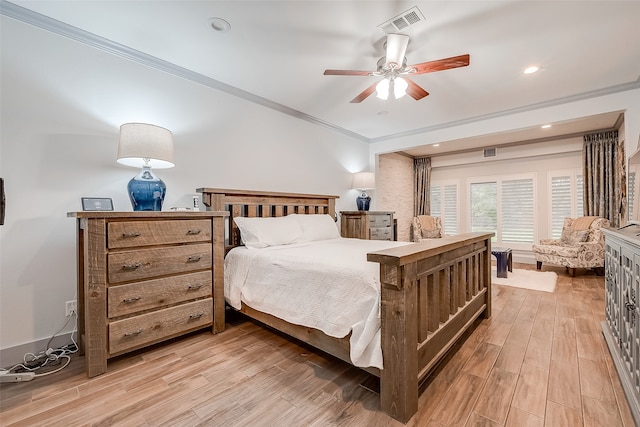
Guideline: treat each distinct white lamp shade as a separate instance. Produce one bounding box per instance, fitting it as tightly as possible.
[352,172,375,190]
[117,123,175,169]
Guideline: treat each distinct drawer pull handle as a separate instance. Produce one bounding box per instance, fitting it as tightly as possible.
[123,329,143,337]
[123,296,142,303]
[122,232,141,238]
[122,263,142,271]
[187,284,203,290]
[187,229,202,235]
[189,312,205,319]
[187,255,203,263]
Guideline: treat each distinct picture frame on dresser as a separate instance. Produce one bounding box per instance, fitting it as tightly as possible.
[81,197,114,211]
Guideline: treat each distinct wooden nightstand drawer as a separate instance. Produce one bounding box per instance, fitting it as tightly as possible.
[108,243,212,283]
[370,227,392,240]
[108,219,211,249]
[368,215,392,228]
[108,271,212,318]
[109,298,213,355]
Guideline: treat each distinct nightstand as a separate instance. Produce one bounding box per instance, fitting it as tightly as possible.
[340,211,394,241]
[68,211,227,377]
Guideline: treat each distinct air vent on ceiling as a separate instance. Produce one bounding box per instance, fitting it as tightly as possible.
[483,148,497,158]
[378,6,426,34]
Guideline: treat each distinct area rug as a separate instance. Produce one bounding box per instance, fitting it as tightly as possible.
[491,268,557,293]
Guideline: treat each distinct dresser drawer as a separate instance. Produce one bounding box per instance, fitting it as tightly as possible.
[108,243,212,283]
[109,298,213,355]
[108,220,211,249]
[108,271,212,318]
[370,227,393,240]
[368,214,392,228]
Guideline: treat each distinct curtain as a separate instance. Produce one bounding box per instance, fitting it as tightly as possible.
[414,157,431,216]
[583,130,626,227]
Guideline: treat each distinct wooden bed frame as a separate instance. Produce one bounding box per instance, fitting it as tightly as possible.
[197,187,492,423]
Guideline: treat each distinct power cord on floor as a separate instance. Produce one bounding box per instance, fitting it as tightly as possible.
[3,308,79,378]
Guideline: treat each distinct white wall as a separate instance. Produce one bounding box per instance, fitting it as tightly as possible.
[0,17,370,360]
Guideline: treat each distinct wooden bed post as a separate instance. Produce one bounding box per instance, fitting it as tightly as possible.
[379,262,419,423]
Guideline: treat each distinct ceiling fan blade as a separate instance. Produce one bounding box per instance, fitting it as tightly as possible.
[350,82,379,103]
[408,54,470,75]
[324,69,372,76]
[385,33,410,67]
[405,78,429,100]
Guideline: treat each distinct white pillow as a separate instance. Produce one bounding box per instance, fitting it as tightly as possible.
[291,214,341,242]
[233,216,303,248]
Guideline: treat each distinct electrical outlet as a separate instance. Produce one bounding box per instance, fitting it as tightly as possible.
[65,300,77,317]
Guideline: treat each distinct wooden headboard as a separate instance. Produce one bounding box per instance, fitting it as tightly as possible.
[197,188,338,252]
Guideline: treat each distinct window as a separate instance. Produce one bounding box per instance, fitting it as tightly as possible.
[430,181,458,235]
[548,169,583,239]
[469,174,536,247]
[470,181,497,239]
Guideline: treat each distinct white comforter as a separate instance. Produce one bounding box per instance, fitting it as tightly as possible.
[224,238,410,369]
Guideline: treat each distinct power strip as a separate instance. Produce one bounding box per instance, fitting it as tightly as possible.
[0,372,35,383]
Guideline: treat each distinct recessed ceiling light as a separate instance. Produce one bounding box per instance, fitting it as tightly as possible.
[524,66,540,74]
[541,124,552,129]
[433,144,440,147]
[208,17,231,32]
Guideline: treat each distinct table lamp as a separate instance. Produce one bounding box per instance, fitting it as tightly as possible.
[117,123,175,211]
[352,172,375,211]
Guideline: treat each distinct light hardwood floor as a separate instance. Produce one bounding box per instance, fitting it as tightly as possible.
[0,263,636,426]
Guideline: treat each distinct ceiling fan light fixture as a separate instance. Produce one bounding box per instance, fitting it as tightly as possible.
[376,76,408,100]
[394,77,408,99]
[376,78,390,100]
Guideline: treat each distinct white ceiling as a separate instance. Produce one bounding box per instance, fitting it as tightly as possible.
[5,0,640,155]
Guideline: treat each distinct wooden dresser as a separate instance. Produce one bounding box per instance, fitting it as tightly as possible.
[340,211,394,241]
[68,211,227,377]
[602,224,640,424]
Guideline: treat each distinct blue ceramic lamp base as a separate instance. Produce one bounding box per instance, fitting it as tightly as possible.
[127,166,166,211]
[356,191,371,211]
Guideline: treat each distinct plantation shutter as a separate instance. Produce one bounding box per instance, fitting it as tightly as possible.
[501,178,534,243]
[443,184,458,235]
[551,175,572,239]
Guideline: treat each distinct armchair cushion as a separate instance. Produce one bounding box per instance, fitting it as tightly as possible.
[560,229,590,245]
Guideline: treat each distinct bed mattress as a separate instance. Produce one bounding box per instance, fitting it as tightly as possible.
[224,237,410,369]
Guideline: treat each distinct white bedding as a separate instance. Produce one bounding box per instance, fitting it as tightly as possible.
[224,237,410,369]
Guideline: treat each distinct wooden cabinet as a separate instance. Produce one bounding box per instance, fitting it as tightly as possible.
[340,211,394,241]
[68,211,227,377]
[602,225,640,424]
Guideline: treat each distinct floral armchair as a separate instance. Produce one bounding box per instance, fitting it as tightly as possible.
[410,215,444,242]
[532,216,610,276]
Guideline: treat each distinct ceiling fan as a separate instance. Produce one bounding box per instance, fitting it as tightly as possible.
[323,33,470,103]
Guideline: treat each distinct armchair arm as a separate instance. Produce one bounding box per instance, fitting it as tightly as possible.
[575,241,606,266]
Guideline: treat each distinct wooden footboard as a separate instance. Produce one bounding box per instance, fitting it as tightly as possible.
[368,233,492,422]
[197,188,492,423]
